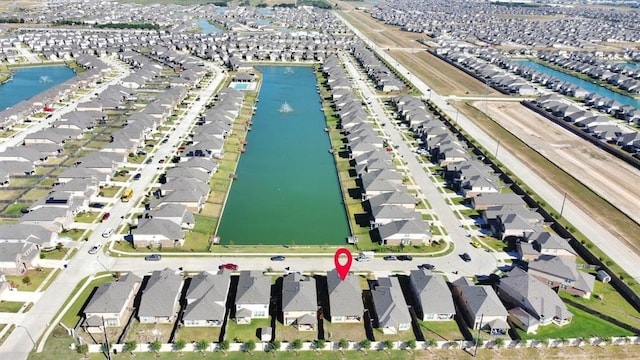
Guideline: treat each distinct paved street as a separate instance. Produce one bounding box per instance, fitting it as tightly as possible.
[335,13,640,281]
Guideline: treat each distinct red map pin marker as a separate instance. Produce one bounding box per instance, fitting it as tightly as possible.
[334,248,353,281]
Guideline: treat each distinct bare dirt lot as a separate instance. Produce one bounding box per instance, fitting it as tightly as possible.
[337,9,496,97]
[474,101,640,247]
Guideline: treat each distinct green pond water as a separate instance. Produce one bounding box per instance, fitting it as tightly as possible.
[217,66,350,245]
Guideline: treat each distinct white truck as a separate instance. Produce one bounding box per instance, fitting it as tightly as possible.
[355,251,374,262]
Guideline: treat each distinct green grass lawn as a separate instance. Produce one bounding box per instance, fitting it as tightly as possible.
[2,203,30,215]
[74,211,99,223]
[100,186,123,198]
[59,228,87,241]
[559,281,640,332]
[60,275,114,328]
[20,188,50,201]
[418,320,464,342]
[0,301,25,313]
[225,318,272,343]
[372,328,416,343]
[4,268,54,291]
[40,248,69,260]
[516,303,634,340]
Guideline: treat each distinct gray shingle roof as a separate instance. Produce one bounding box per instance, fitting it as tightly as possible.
[456,285,508,319]
[236,271,271,306]
[372,277,411,329]
[138,268,183,318]
[409,270,455,315]
[327,269,364,318]
[183,270,231,322]
[84,273,141,314]
[282,273,317,312]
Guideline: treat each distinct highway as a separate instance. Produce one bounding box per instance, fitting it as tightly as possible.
[334,12,640,281]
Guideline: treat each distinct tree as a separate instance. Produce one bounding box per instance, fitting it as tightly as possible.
[174,339,186,356]
[406,339,416,353]
[291,339,303,356]
[22,276,31,286]
[494,337,504,351]
[314,339,325,351]
[244,340,256,355]
[149,340,161,357]
[76,343,89,358]
[338,339,349,354]
[425,338,437,350]
[268,340,280,357]
[218,340,229,356]
[381,340,393,354]
[359,339,371,353]
[123,340,137,356]
[196,339,209,355]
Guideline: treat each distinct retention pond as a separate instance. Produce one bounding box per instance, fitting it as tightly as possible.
[217,66,350,246]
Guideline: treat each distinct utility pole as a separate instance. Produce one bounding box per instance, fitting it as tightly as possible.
[560,192,567,217]
[473,313,484,357]
[102,316,112,360]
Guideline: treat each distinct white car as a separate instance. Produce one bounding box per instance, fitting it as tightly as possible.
[88,244,102,255]
[101,228,114,238]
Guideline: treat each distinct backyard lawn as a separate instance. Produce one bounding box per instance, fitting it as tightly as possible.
[516,303,634,340]
[225,318,272,343]
[275,322,318,342]
[174,325,222,343]
[418,320,464,342]
[373,328,416,343]
[127,321,175,343]
[323,321,367,343]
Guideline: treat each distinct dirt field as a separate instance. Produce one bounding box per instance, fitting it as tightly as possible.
[337,9,496,97]
[471,101,640,248]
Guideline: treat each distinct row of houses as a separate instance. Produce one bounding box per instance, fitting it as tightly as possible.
[321,55,431,246]
[80,265,579,338]
[350,43,404,93]
[540,52,640,94]
[530,94,640,154]
[130,86,245,249]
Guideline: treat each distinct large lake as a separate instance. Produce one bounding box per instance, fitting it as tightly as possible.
[0,65,76,111]
[217,66,350,245]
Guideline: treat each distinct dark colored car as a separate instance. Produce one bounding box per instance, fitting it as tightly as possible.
[270,255,286,261]
[133,173,141,180]
[89,203,104,209]
[460,253,472,262]
[219,263,239,270]
[383,255,397,261]
[397,255,413,261]
[145,254,162,261]
[419,263,435,270]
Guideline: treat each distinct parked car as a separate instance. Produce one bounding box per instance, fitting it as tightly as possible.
[270,255,286,261]
[383,255,397,261]
[145,254,162,261]
[101,228,114,238]
[89,203,104,209]
[460,253,471,262]
[397,255,413,261]
[418,263,435,270]
[101,213,110,222]
[219,263,238,270]
[88,244,102,254]
[470,241,481,248]
[133,173,141,180]
[158,158,165,164]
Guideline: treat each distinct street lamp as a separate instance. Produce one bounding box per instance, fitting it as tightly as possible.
[16,325,36,350]
[560,192,567,217]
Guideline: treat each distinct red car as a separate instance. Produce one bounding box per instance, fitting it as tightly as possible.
[101,212,110,222]
[219,263,238,271]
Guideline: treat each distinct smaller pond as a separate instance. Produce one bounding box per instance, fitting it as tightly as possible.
[196,19,222,34]
[0,65,76,111]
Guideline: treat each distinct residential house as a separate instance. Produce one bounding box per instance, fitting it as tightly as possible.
[409,270,455,321]
[138,268,184,324]
[183,270,231,327]
[82,273,142,333]
[453,283,510,334]
[527,255,595,299]
[376,219,432,246]
[496,267,572,333]
[371,277,411,334]
[0,242,40,275]
[131,218,185,248]
[518,232,577,261]
[282,273,317,331]
[235,271,271,324]
[326,269,364,323]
